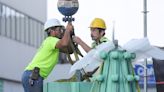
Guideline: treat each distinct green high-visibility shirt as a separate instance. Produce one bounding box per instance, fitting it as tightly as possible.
[91,37,109,77]
[91,36,109,48]
[25,36,60,79]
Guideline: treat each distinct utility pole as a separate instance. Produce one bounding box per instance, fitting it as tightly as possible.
[143,0,148,37]
[143,0,148,92]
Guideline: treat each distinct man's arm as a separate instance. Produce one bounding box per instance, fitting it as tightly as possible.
[56,23,73,49]
[73,36,92,53]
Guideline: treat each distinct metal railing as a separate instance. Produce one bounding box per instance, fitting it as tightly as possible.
[0,2,46,48]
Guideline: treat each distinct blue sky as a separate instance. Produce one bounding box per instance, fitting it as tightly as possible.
[48,0,164,54]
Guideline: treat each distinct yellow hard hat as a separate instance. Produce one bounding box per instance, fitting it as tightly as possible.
[89,18,106,29]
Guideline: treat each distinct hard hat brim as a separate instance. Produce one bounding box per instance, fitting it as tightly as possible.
[44,25,64,31]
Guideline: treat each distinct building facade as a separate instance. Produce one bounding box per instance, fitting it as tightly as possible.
[0,0,72,92]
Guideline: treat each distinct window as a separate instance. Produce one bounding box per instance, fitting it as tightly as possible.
[0,2,44,48]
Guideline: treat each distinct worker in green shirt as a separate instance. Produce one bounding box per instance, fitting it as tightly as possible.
[73,18,109,78]
[22,18,73,92]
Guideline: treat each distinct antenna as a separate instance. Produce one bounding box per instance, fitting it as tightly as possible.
[112,21,115,42]
[112,21,118,48]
